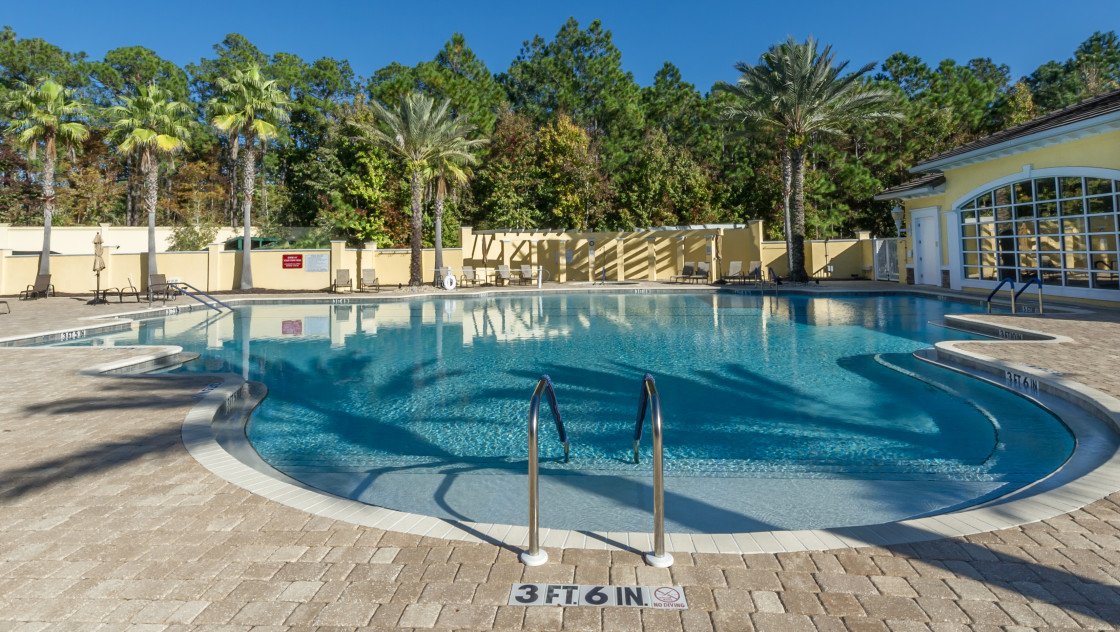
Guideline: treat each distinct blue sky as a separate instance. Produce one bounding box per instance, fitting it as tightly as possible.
[5,0,1116,93]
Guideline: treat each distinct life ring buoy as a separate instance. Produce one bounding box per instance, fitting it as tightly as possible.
[443,274,457,290]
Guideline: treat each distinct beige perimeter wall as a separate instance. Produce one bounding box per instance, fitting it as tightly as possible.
[0,222,878,296]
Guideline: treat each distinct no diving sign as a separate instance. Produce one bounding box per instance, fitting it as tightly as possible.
[508,583,687,609]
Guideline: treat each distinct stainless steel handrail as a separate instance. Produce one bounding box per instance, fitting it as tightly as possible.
[1014,276,1043,313]
[520,375,570,567]
[632,373,673,568]
[148,281,234,313]
[986,278,1016,314]
[174,282,235,312]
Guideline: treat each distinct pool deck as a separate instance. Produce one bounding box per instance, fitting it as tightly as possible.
[4,281,1120,631]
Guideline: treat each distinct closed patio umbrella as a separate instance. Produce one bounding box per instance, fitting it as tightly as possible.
[89,232,107,305]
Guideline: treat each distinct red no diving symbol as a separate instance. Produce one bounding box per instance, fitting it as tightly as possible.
[654,587,680,603]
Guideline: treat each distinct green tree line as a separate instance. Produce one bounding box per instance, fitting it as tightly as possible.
[0,20,1117,257]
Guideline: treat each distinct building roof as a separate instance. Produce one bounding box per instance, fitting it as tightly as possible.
[874,172,946,201]
[912,87,1120,172]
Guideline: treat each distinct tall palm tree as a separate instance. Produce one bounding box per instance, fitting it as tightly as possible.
[209,63,289,290]
[718,37,899,282]
[352,92,486,285]
[107,83,191,276]
[2,79,89,275]
[425,154,479,271]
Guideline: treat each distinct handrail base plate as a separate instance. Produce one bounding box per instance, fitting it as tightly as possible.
[644,551,674,568]
[520,550,549,566]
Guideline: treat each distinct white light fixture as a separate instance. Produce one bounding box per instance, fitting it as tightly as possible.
[891,206,905,236]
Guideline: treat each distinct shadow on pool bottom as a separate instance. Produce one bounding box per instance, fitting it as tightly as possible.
[281,467,1018,533]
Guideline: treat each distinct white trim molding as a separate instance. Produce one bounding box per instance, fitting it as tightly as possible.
[914,111,1120,173]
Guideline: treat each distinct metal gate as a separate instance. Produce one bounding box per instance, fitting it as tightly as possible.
[873,238,899,282]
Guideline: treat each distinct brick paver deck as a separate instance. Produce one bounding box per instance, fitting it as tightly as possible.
[3,284,1120,631]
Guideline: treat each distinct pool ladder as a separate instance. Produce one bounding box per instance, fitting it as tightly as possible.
[520,374,672,568]
[985,276,1044,314]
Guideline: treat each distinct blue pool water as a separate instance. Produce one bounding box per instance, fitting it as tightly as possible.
[46,292,1074,532]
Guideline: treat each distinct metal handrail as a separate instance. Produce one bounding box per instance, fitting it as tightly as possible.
[986,278,1016,314]
[1014,276,1044,313]
[148,281,233,313]
[632,373,673,568]
[520,375,570,567]
[175,282,234,312]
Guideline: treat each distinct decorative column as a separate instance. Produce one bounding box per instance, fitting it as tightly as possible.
[207,242,223,293]
[708,234,718,282]
[330,240,346,291]
[646,237,657,281]
[675,235,686,275]
[360,242,378,288]
[615,237,625,281]
[557,239,568,284]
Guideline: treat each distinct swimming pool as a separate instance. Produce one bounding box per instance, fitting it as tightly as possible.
[49,291,1074,533]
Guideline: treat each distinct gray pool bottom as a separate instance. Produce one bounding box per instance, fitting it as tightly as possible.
[281,467,1011,533]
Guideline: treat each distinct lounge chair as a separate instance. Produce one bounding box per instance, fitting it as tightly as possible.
[694,261,711,283]
[360,269,380,293]
[0,300,9,314]
[495,265,513,286]
[722,261,744,284]
[519,264,537,285]
[460,266,478,287]
[148,274,177,301]
[19,274,54,300]
[670,262,695,284]
[744,261,763,285]
[332,269,352,293]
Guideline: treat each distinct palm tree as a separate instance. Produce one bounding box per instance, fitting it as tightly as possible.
[425,153,479,271]
[352,92,486,285]
[718,37,899,282]
[2,79,89,275]
[107,83,191,276]
[209,63,289,290]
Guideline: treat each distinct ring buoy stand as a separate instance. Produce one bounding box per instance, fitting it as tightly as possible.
[443,274,457,291]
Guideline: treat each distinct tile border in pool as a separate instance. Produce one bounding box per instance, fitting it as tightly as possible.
[171,293,1120,554]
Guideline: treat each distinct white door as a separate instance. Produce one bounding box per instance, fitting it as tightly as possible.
[913,217,940,286]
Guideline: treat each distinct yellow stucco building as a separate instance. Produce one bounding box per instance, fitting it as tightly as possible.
[876,87,1120,303]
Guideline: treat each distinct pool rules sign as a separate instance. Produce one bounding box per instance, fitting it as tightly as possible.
[508,583,687,609]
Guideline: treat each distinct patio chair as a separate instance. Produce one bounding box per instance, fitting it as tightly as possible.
[433,267,450,287]
[495,265,513,286]
[106,275,142,302]
[0,300,9,314]
[19,274,54,300]
[519,264,537,285]
[693,261,711,283]
[360,268,380,293]
[721,261,744,284]
[670,262,695,284]
[460,266,478,287]
[148,274,177,301]
[332,269,352,293]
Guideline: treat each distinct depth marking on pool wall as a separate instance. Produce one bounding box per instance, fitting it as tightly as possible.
[508,584,687,609]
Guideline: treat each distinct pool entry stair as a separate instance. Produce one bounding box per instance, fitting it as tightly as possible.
[521,374,672,568]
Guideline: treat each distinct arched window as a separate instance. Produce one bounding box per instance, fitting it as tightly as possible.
[959,176,1120,290]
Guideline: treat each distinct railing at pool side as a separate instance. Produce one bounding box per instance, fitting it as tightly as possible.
[520,375,569,567]
[1014,276,1044,313]
[986,278,1016,314]
[633,373,673,568]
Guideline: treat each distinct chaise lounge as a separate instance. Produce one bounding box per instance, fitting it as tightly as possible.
[19,274,54,300]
